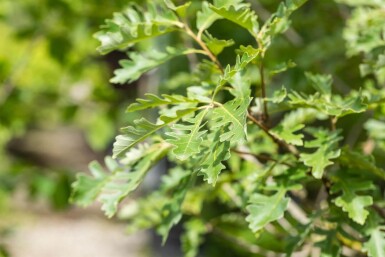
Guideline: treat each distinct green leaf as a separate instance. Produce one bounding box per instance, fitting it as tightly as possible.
[246,188,290,233]
[95,3,181,54]
[111,47,195,84]
[215,47,260,94]
[113,108,197,158]
[71,143,169,217]
[126,93,198,112]
[288,89,367,118]
[259,0,308,49]
[198,130,231,185]
[181,219,207,257]
[271,123,304,146]
[212,97,251,142]
[300,130,342,178]
[167,109,209,161]
[164,0,191,18]
[339,147,385,180]
[202,32,234,56]
[316,229,342,257]
[305,72,333,95]
[269,60,296,75]
[209,3,259,37]
[228,70,252,99]
[196,0,244,33]
[364,227,385,257]
[331,177,374,224]
[285,221,313,256]
[157,171,194,243]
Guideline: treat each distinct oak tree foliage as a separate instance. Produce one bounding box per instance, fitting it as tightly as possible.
[72,0,385,256]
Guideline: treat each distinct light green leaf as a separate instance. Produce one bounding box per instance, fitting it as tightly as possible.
[202,32,234,56]
[215,47,260,94]
[305,72,333,95]
[199,131,231,185]
[269,60,296,75]
[300,130,342,178]
[363,214,385,257]
[167,109,209,161]
[196,0,244,33]
[246,188,290,232]
[288,89,367,118]
[181,219,207,257]
[331,178,374,224]
[271,123,304,146]
[95,3,181,54]
[71,143,169,217]
[196,1,221,33]
[228,71,252,99]
[157,171,194,243]
[111,47,195,84]
[259,0,308,49]
[164,0,191,18]
[126,93,198,112]
[212,97,251,142]
[209,3,259,37]
[114,108,197,158]
[364,227,385,257]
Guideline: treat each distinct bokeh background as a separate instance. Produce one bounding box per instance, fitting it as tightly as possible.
[0,0,373,256]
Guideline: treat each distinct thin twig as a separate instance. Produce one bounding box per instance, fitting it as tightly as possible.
[184,24,224,72]
[231,149,294,167]
[247,113,300,157]
[372,204,385,221]
[330,116,337,131]
[260,59,269,122]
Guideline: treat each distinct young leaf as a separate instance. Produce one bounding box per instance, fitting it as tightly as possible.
[196,1,221,33]
[288,89,367,118]
[259,0,309,49]
[111,47,197,84]
[71,143,169,217]
[198,130,231,185]
[364,227,385,257]
[157,172,194,243]
[331,178,374,224]
[126,93,198,112]
[216,47,260,91]
[271,123,304,146]
[209,3,259,38]
[196,0,244,33]
[202,32,234,56]
[181,219,207,257]
[113,108,197,158]
[212,97,251,142]
[246,188,290,233]
[361,213,385,257]
[300,130,342,178]
[305,72,333,95]
[164,0,191,19]
[95,2,181,54]
[167,109,209,161]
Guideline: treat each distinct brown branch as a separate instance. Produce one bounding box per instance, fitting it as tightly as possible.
[259,59,269,122]
[247,113,299,158]
[231,149,294,167]
[184,24,224,73]
[372,204,385,221]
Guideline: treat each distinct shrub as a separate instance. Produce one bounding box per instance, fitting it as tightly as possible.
[72,0,385,256]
